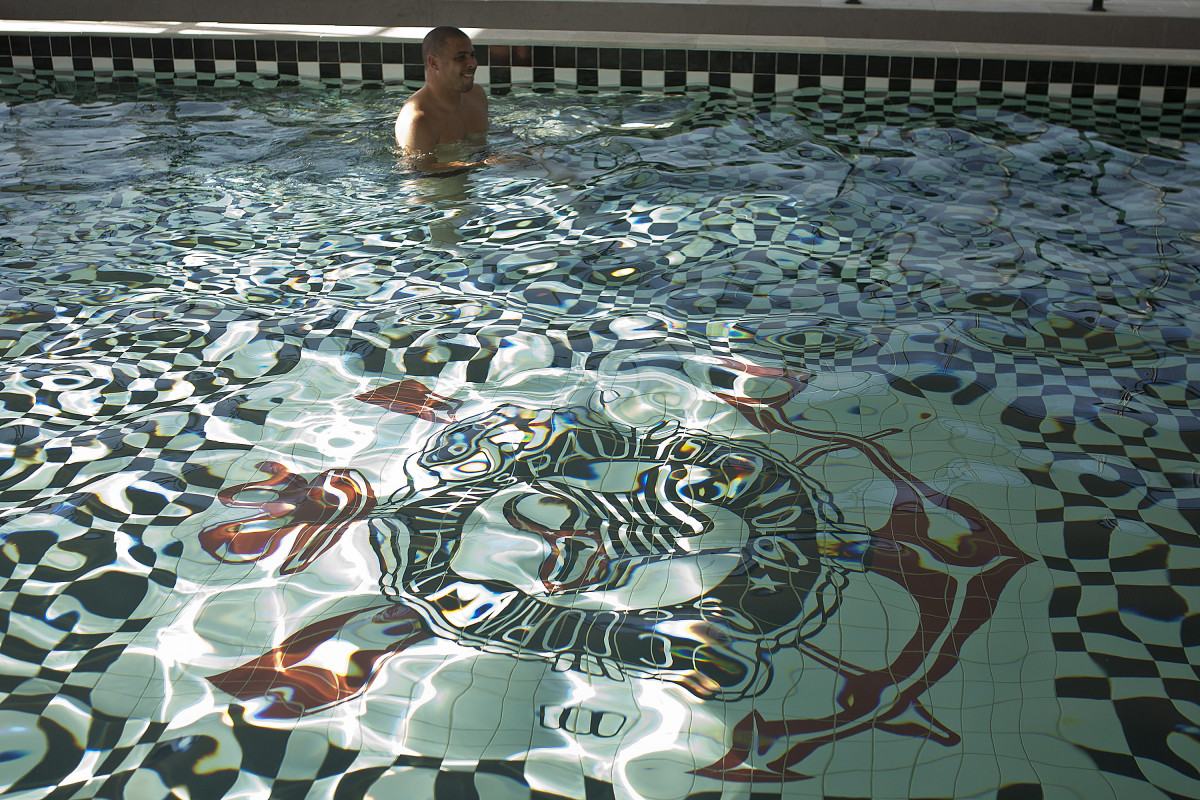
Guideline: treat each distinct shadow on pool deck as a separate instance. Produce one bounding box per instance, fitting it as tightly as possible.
[1,0,1199,63]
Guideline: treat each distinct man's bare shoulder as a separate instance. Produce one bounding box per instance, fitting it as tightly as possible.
[395,91,437,152]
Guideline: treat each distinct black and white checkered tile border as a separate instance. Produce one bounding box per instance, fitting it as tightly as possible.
[1,34,1199,103]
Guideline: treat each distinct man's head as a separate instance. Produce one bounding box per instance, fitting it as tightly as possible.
[422,26,477,93]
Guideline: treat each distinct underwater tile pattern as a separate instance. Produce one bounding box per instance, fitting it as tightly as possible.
[0,81,1198,800]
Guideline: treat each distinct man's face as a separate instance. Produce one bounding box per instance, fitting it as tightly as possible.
[432,35,477,93]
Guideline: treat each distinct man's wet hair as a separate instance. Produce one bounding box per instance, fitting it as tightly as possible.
[423,26,471,61]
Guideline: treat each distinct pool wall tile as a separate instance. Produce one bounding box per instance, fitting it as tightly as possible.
[0,34,1197,106]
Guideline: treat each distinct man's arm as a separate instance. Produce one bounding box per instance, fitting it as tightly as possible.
[395,102,488,173]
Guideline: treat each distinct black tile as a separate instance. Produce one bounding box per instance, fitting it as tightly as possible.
[555,47,576,68]
[1118,63,1141,86]
[73,55,92,71]
[731,51,753,74]
[844,54,866,76]
[30,36,50,57]
[664,49,685,71]
[152,57,173,73]
[599,48,619,70]
[133,38,155,59]
[957,58,980,80]
[32,56,52,71]
[533,45,554,67]
[9,37,30,57]
[361,41,381,63]
[0,55,11,69]
[340,42,360,63]
[488,45,509,66]
[512,45,532,67]
[1143,63,1166,86]
[192,39,213,60]
[981,59,1004,81]
[577,47,597,69]
[577,67,598,86]
[111,38,133,58]
[49,36,70,56]
[172,38,193,59]
[1164,86,1187,104]
[362,62,383,80]
[1049,61,1073,82]
[866,54,888,78]
[844,76,866,91]
[1190,66,1200,88]
[913,57,935,79]
[620,49,640,70]
[297,41,318,62]
[1166,64,1189,87]
[1074,62,1096,84]
[935,57,956,79]
[709,71,730,89]
[1026,82,1049,96]
[980,80,1002,93]
[777,52,798,75]
[403,43,422,64]
[0,37,9,57]
[754,51,775,74]
[753,73,774,94]
[1005,60,1027,81]
[1117,84,1140,100]
[381,42,403,63]
[1056,681,1108,705]
[213,39,234,60]
[195,58,215,74]
[533,66,554,84]
[152,38,172,58]
[710,50,730,73]
[319,62,340,78]
[620,69,642,87]
[70,36,90,56]
[822,53,843,75]
[665,70,686,88]
[318,41,339,62]
[275,40,297,61]
[490,65,511,84]
[256,40,276,61]
[643,49,663,71]
[404,64,424,81]
[687,50,707,71]
[1027,60,1049,82]
[889,55,911,78]
[889,77,911,92]
[1071,83,1095,97]
[278,61,299,76]
[1095,62,1119,85]
[933,78,956,93]
[88,36,110,58]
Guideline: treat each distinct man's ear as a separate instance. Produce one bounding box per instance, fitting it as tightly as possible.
[426,53,439,72]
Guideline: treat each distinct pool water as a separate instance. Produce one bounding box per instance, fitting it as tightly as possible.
[0,83,1198,800]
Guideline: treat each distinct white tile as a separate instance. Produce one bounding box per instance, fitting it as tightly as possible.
[642,69,665,88]
[132,58,155,74]
[381,63,406,82]
[598,68,621,88]
[511,65,533,85]
[298,61,321,79]
[340,62,362,81]
[51,56,73,73]
[214,59,237,75]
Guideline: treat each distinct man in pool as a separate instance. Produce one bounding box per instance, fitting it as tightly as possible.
[395,27,497,172]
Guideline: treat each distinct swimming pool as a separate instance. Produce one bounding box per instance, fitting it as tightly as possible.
[1,77,1198,800]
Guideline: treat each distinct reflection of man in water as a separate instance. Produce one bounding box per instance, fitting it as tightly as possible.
[395,27,494,172]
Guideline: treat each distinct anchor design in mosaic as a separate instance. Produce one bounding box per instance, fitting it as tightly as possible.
[204,374,1033,777]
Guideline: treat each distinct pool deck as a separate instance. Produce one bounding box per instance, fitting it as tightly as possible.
[2,0,1199,64]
